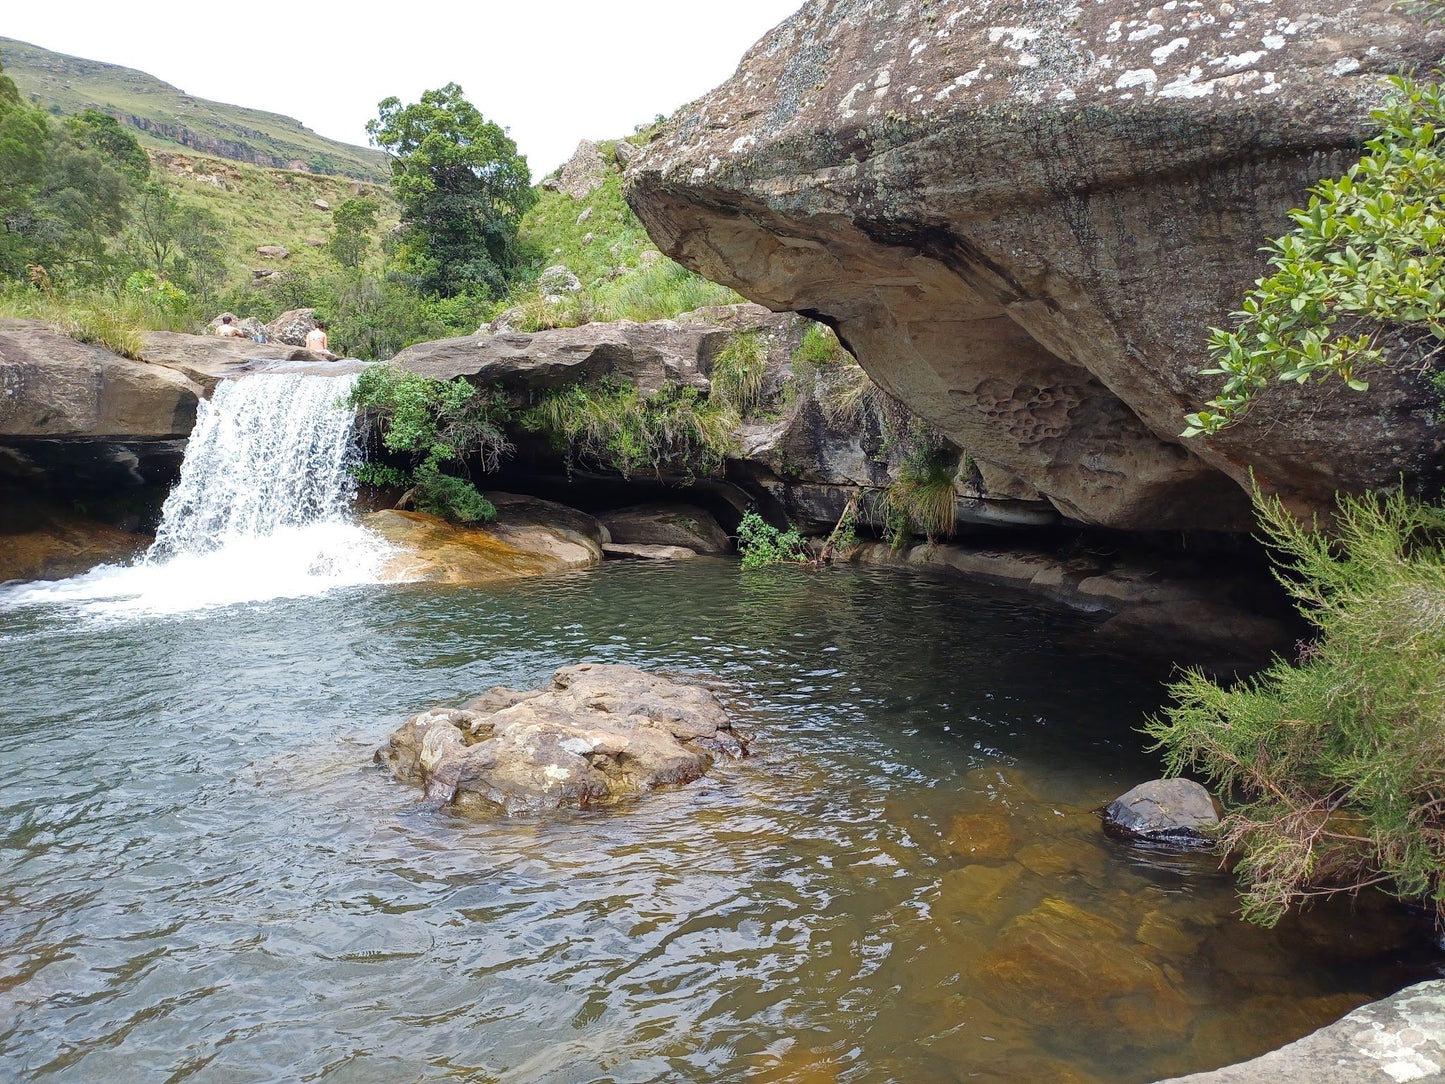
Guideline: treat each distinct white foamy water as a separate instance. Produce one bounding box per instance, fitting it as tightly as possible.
[0,372,390,616]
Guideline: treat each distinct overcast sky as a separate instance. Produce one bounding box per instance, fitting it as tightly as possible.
[2,0,802,174]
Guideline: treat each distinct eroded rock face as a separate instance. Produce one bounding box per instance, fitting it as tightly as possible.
[599,504,731,554]
[626,0,1445,529]
[376,663,749,814]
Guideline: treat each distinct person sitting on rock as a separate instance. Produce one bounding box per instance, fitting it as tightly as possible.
[305,321,329,354]
[214,315,244,338]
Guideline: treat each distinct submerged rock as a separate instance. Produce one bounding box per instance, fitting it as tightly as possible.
[376,663,749,814]
[1103,779,1220,846]
[1151,980,1445,1083]
[602,542,698,560]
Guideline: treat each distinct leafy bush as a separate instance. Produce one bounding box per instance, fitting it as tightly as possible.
[1146,488,1445,926]
[588,257,741,323]
[1185,76,1445,435]
[710,330,768,416]
[347,364,512,523]
[523,378,737,480]
[736,511,810,569]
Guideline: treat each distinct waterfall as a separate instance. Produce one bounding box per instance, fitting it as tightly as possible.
[149,373,365,559]
[0,372,391,616]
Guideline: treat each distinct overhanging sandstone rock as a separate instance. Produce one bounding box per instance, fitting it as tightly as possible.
[626,0,1445,529]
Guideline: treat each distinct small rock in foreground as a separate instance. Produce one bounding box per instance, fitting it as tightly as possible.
[376,663,748,814]
[1103,778,1219,846]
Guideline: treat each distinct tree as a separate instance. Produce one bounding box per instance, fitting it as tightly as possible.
[65,110,149,183]
[0,72,138,283]
[125,180,229,303]
[327,197,379,269]
[366,84,534,298]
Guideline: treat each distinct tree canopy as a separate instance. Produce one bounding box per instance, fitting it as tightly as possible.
[366,84,534,298]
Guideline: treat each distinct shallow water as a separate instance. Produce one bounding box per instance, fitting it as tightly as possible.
[0,560,1437,1083]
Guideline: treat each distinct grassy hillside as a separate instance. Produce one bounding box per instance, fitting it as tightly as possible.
[0,36,388,180]
[503,137,742,328]
[152,152,399,286]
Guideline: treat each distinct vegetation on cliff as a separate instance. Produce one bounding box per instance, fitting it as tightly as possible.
[1148,490,1445,925]
[347,365,511,524]
[1185,76,1445,436]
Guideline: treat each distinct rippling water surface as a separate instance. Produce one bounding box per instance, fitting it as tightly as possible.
[0,560,1436,1083]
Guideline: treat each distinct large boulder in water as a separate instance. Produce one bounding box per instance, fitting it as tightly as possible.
[365,499,603,584]
[1103,778,1220,845]
[376,663,749,814]
[625,0,1445,529]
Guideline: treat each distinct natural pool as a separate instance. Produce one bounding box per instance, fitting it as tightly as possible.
[0,559,1437,1083]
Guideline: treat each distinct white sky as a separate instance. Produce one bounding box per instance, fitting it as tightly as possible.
[2,0,803,175]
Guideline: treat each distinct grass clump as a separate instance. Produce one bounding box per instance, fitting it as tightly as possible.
[710,330,768,416]
[878,447,959,547]
[522,378,737,480]
[1146,488,1445,926]
[0,282,197,358]
[736,511,810,569]
[347,364,512,524]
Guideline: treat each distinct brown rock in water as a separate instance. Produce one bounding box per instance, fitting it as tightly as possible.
[979,897,1189,1042]
[0,506,148,583]
[944,809,1017,861]
[934,862,1025,928]
[364,504,601,585]
[626,0,1445,529]
[599,504,731,554]
[376,663,749,814]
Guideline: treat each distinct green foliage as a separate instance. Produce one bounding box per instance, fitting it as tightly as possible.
[791,321,851,369]
[523,378,737,480]
[0,72,142,285]
[878,447,959,547]
[65,109,150,182]
[710,330,768,416]
[0,280,197,354]
[122,269,191,316]
[367,84,534,298]
[327,198,379,269]
[125,181,229,305]
[589,257,739,323]
[347,364,512,523]
[736,511,810,569]
[1146,488,1445,926]
[411,462,497,524]
[1185,76,1445,435]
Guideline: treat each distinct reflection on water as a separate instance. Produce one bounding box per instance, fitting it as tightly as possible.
[0,560,1436,1083]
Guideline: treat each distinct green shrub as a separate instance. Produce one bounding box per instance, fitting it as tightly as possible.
[1185,76,1445,435]
[347,364,511,523]
[710,330,768,416]
[0,282,198,357]
[522,378,737,480]
[587,257,741,323]
[1146,488,1445,926]
[736,511,810,569]
[412,462,497,524]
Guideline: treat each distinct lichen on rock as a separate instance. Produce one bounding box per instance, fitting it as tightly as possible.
[376,663,750,814]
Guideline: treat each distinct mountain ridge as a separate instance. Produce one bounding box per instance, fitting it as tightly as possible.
[0,36,389,180]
